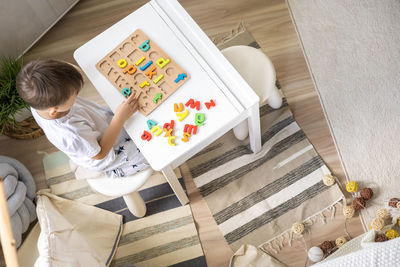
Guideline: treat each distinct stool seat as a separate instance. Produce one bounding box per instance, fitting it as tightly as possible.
[87,167,153,197]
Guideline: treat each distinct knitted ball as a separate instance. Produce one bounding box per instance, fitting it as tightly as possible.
[385,229,399,240]
[352,197,366,210]
[388,198,400,208]
[335,236,347,248]
[360,187,373,200]
[308,246,324,262]
[343,206,355,219]
[370,218,385,231]
[375,234,388,242]
[397,202,400,210]
[376,208,390,220]
[346,181,358,193]
[320,241,334,254]
[291,222,305,234]
[322,174,335,186]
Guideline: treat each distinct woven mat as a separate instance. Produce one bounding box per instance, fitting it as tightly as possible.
[42,151,206,267]
[183,29,344,252]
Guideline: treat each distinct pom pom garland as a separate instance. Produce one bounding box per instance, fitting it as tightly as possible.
[360,187,373,200]
[322,174,335,186]
[385,229,399,240]
[375,234,388,242]
[376,208,390,220]
[291,222,305,234]
[370,218,385,231]
[308,246,324,262]
[335,236,347,248]
[352,197,366,210]
[320,241,334,254]
[346,181,358,193]
[388,198,400,208]
[397,202,400,210]
[343,206,355,218]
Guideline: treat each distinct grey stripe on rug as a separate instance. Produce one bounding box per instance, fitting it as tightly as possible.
[184,30,344,252]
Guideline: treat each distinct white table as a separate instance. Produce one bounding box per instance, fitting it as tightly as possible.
[74,0,261,205]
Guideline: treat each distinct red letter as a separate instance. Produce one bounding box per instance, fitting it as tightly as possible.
[141,130,152,141]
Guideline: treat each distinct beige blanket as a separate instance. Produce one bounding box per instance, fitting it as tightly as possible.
[34,190,122,267]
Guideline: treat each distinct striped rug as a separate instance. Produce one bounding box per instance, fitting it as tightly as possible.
[184,29,344,252]
[42,151,206,267]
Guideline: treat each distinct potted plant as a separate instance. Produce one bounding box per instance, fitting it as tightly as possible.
[0,56,43,139]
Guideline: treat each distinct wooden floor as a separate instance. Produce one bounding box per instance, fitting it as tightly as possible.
[1,0,364,266]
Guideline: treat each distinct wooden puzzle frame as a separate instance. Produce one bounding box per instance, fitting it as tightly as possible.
[96,29,190,116]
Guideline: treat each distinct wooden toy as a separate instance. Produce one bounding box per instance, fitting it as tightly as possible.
[181,132,190,142]
[168,136,176,146]
[153,93,162,103]
[176,109,189,121]
[122,87,131,97]
[185,98,200,111]
[163,120,175,130]
[205,99,216,110]
[96,29,190,116]
[141,130,152,141]
[174,73,187,83]
[147,119,157,130]
[184,124,197,135]
[174,103,183,112]
[150,125,163,136]
[164,128,173,137]
[195,113,205,126]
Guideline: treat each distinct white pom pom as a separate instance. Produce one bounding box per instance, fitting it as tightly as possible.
[308,246,324,262]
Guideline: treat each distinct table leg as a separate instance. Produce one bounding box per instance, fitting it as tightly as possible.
[162,165,189,205]
[248,103,262,153]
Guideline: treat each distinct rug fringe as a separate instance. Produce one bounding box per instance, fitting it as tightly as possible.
[258,196,345,254]
[211,21,248,46]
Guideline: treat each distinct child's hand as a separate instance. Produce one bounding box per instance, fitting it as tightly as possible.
[114,92,139,123]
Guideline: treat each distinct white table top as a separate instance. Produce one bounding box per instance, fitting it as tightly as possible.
[74,0,258,171]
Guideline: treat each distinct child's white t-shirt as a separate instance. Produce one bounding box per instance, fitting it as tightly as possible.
[32,97,148,176]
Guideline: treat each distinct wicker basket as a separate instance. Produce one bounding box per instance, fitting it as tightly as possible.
[3,116,44,140]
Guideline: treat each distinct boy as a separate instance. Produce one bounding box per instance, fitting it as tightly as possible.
[17,59,149,178]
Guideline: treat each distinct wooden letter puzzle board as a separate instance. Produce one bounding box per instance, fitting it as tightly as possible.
[96,29,190,116]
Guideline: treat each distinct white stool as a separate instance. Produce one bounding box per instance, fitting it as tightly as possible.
[221,45,283,140]
[87,167,153,218]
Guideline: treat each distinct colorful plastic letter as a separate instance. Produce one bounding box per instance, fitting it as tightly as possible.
[150,125,163,136]
[135,56,145,66]
[121,87,131,98]
[145,66,157,79]
[185,98,200,111]
[205,99,216,109]
[163,120,175,131]
[168,136,176,146]
[123,64,137,75]
[147,119,157,130]
[141,130,152,141]
[139,40,150,52]
[181,132,190,142]
[153,93,162,103]
[174,73,187,83]
[118,59,127,68]
[176,109,189,122]
[164,128,173,137]
[195,113,205,126]
[140,60,153,71]
[174,103,183,112]
[154,74,164,84]
[184,124,198,135]
[140,80,150,88]
[156,58,170,69]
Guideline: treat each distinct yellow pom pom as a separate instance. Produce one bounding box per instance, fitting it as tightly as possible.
[346,181,358,193]
[370,218,385,231]
[343,206,355,219]
[292,222,305,234]
[335,236,347,248]
[376,208,390,220]
[322,174,335,186]
[385,229,399,240]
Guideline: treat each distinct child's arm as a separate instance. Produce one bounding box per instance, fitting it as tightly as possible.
[92,93,139,160]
